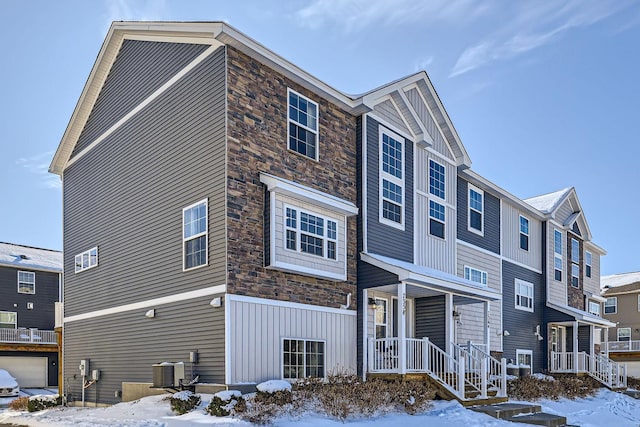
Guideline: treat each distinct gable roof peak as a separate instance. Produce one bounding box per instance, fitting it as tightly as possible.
[524,187,573,214]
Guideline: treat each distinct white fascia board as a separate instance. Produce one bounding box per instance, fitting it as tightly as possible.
[547,301,616,327]
[0,262,62,274]
[589,294,607,303]
[260,173,358,216]
[460,169,547,220]
[226,293,356,316]
[267,261,346,282]
[584,240,606,256]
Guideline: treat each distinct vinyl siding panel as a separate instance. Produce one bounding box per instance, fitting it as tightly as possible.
[456,177,500,254]
[72,41,209,158]
[63,294,224,405]
[414,147,456,273]
[63,47,227,316]
[455,244,501,351]
[365,116,413,262]
[547,224,567,306]
[583,245,601,295]
[501,202,542,271]
[415,296,445,350]
[404,87,453,161]
[502,260,545,371]
[578,326,591,353]
[604,292,640,341]
[228,297,356,383]
[390,92,421,137]
[555,199,575,225]
[0,267,59,329]
[372,100,411,136]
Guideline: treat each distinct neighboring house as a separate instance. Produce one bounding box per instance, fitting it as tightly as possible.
[50,21,624,406]
[601,272,640,376]
[0,242,62,388]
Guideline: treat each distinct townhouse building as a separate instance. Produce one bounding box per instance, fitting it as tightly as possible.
[50,21,623,406]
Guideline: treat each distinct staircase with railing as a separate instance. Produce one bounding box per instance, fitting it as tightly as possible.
[550,351,627,389]
[368,337,507,404]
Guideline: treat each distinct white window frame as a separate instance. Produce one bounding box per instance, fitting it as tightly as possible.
[378,127,405,230]
[464,266,488,286]
[287,88,319,161]
[428,159,446,200]
[516,349,533,370]
[284,205,338,261]
[515,279,534,312]
[281,338,326,380]
[374,297,389,339]
[585,251,592,278]
[0,311,17,329]
[553,229,563,282]
[74,247,98,273]
[638,294,640,312]
[604,297,617,314]
[182,199,208,271]
[519,215,529,251]
[617,327,631,342]
[429,200,446,239]
[468,184,484,235]
[17,271,35,294]
[588,300,600,316]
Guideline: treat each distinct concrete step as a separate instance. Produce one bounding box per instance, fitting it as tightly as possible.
[471,402,541,419]
[505,412,567,427]
[623,389,640,399]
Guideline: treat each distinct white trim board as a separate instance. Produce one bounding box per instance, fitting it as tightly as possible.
[64,284,226,323]
[226,294,356,316]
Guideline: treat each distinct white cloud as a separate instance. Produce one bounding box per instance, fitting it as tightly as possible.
[450,1,629,77]
[414,56,434,73]
[16,151,61,190]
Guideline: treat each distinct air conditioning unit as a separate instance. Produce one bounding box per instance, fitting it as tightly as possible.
[152,362,185,388]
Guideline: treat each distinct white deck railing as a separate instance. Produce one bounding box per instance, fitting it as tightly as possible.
[0,328,57,344]
[602,340,640,352]
[550,351,627,389]
[368,337,506,401]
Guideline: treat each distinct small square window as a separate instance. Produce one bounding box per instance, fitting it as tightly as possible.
[618,328,631,342]
[604,297,617,314]
[17,271,35,294]
[588,301,600,316]
[515,279,534,312]
[283,338,325,379]
[0,311,17,329]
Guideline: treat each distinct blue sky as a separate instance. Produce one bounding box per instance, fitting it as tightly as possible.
[2,0,639,275]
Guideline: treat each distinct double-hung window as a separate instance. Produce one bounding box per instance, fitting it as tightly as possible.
[74,247,98,273]
[618,328,631,342]
[553,230,563,281]
[17,271,35,294]
[604,297,617,314]
[429,160,445,199]
[515,279,534,312]
[282,338,325,379]
[571,238,580,288]
[0,311,17,329]
[285,207,337,260]
[429,200,445,239]
[374,298,388,339]
[468,185,483,234]
[516,349,533,369]
[183,199,208,270]
[379,129,404,228]
[588,301,600,316]
[428,160,446,239]
[585,251,592,278]
[288,89,318,160]
[464,266,487,286]
[519,216,529,251]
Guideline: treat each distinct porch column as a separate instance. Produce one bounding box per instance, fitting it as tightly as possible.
[398,282,407,374]
[483,301,490,351]
[362,288,368,381]
[573,321,579,373]
[445,293,454,354]
[589,324,594,356]
[605,327,609,358]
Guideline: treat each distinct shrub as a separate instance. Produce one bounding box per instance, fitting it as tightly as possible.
[27,394,62,412]
[169,390,201,415]
[507,374,600,401]
[206,390,245,417]
[8,396,28,411]
[627,376,640,390]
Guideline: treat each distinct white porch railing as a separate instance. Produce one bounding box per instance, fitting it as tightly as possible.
[368,337,507,401]
[602,340,640,352]
[0,328,57,344]
[550,351,627,389]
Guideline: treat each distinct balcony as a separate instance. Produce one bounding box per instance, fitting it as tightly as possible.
[602,340,640,353]
[0,328,57,345]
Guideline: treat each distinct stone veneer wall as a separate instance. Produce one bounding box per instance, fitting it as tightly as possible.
[225,46,358,309]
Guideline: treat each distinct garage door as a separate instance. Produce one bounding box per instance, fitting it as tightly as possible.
[0,357,47,387]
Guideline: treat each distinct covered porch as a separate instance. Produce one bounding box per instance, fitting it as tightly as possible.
[547,302,625,389]
[361,253,506,402]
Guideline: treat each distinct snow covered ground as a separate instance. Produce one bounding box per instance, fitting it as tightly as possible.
[0,389,638,426]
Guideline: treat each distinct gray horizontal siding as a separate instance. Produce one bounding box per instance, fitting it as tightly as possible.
[415,296,445,350]
[0,266,59,329]
[365,116,413,262]
[457,177,500,254]
[72,40,209,157]
[501,260,545,371]
[63,47,227,316]
[63,294,225,405]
